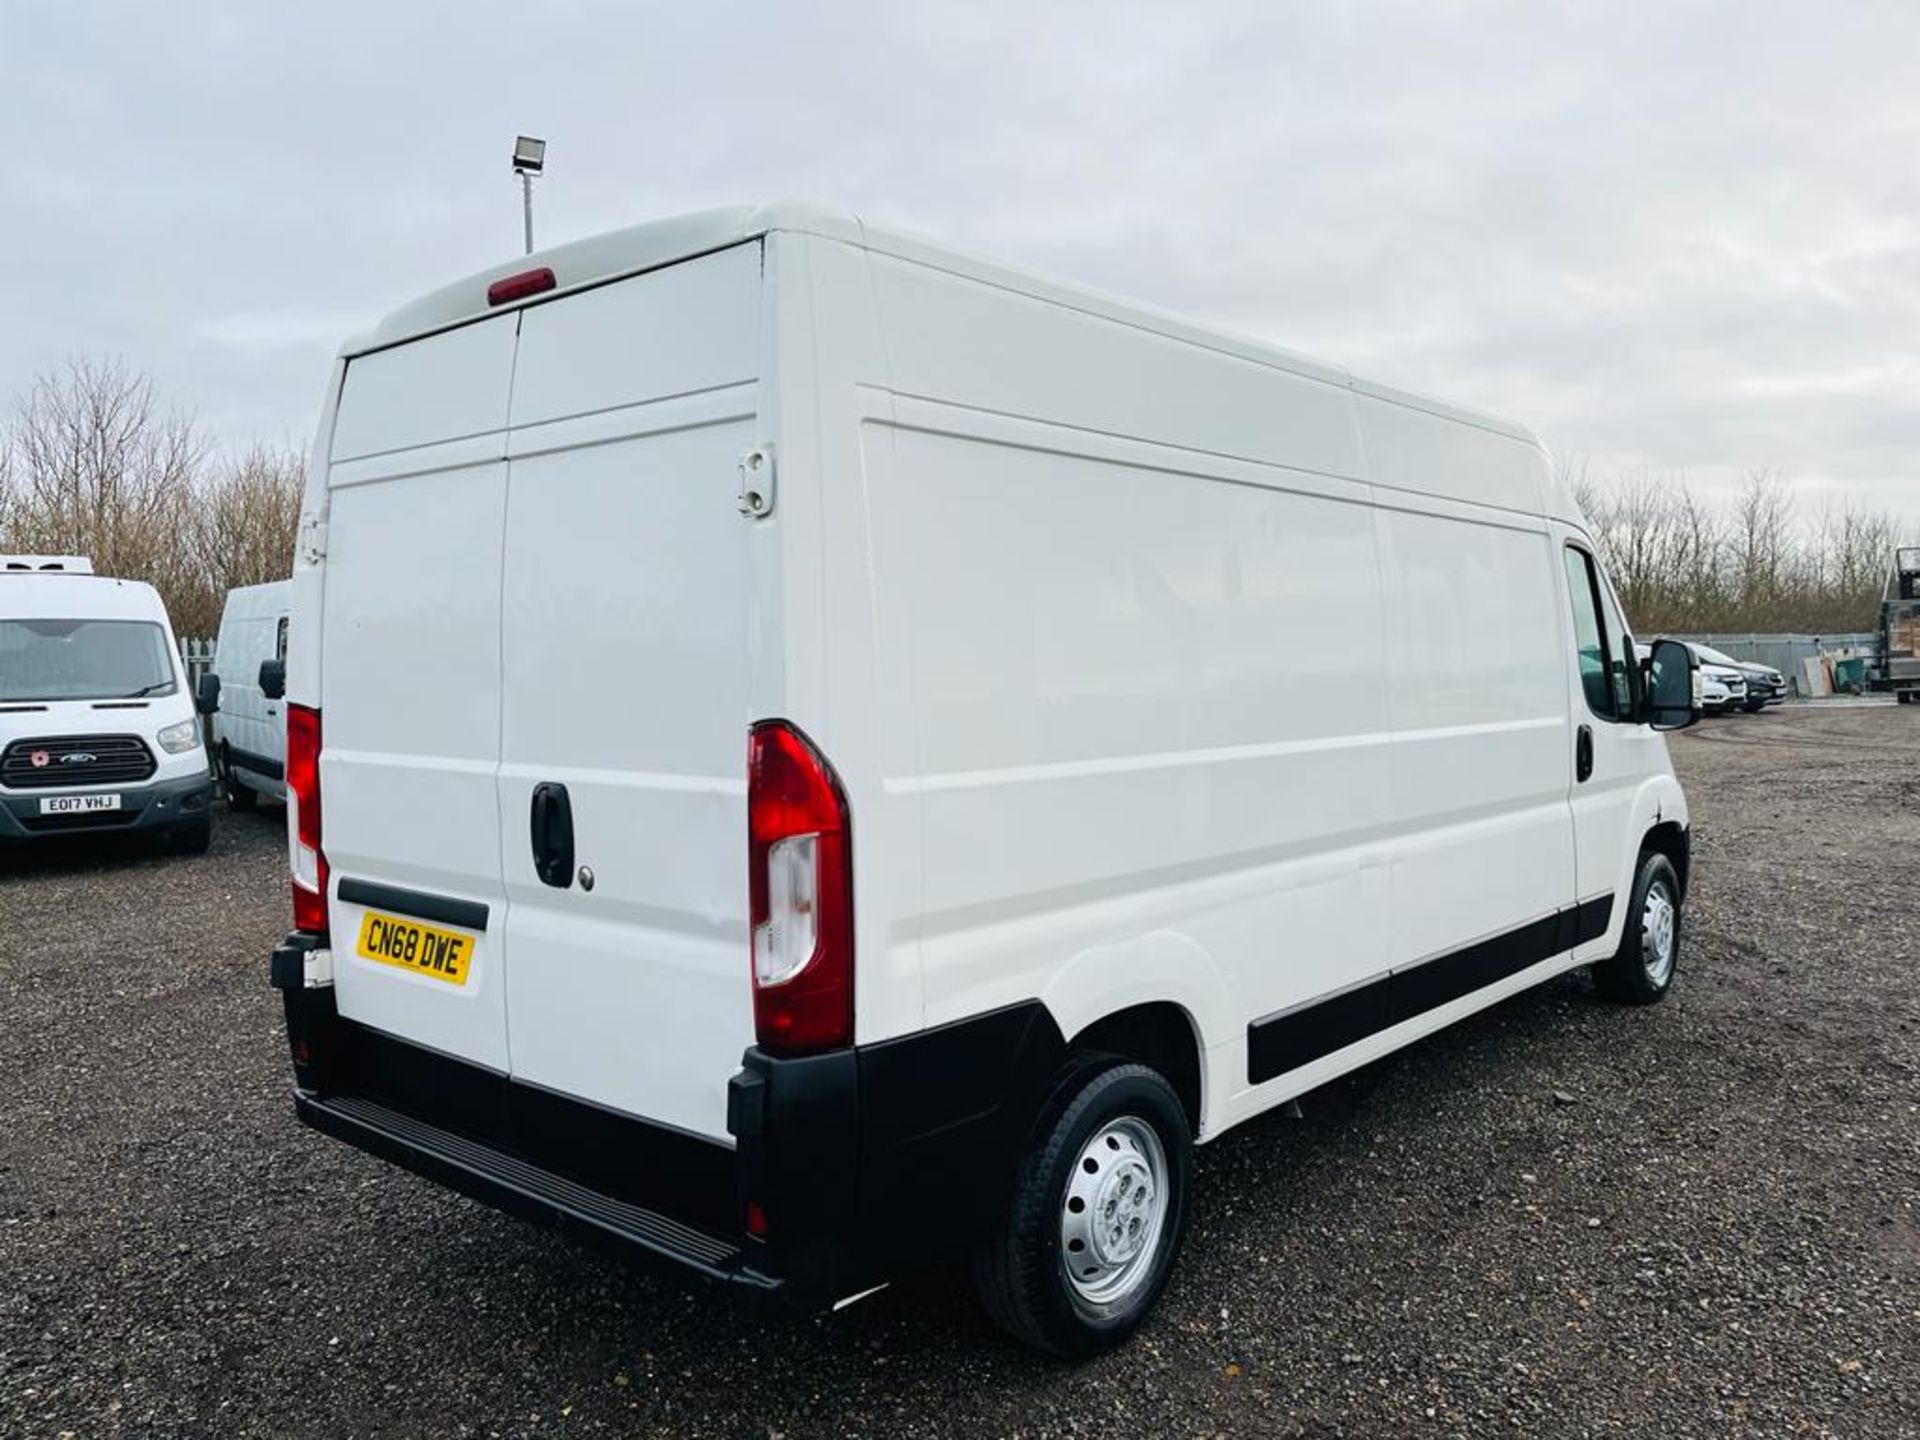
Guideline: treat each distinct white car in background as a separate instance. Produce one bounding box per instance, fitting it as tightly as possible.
[1639,642,1743,714]
[1688,642,1786,711]
[1693,654,1749,714]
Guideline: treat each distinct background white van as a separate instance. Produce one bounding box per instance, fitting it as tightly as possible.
[269,202,1699,1355]
[202,580,290,807]
[1,556,214,853]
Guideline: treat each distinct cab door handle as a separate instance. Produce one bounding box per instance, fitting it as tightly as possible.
[530,782,575,888]
[1575,724,1594,783]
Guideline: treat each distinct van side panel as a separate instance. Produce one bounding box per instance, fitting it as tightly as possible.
[862,255,1396,1118]
[1351,388,1547,515]
[867,253,1367,482]
[878,418,1392,1069]
[214,581,291,796]
[1371,495,1575,973]
[775,235,927,1047]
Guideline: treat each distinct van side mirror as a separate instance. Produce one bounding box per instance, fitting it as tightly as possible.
[195,671,221,716]
[258,657,287,700]
[1643,638,1698,731]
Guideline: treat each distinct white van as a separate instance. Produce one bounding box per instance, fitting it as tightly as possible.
[1,556,214,853]
[271,202,1700,1355]
[200,579,291,807]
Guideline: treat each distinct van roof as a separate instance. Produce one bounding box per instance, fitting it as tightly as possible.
[0,572,168,624]
[346,198,1538,447]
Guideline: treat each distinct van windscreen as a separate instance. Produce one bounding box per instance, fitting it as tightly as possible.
[0,619,177,701]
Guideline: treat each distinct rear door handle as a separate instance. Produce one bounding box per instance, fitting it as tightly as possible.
[530,782,575,889]
[1575,724,1594,783]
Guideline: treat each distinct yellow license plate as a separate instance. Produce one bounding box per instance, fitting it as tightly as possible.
[355,910,475,986]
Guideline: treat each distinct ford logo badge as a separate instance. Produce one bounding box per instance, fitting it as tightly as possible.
[62,752,97,765]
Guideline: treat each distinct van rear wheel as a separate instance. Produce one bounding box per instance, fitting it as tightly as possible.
[970,1059,1191,1357]
[1594,850,1681,1004]
[221,747,257,811]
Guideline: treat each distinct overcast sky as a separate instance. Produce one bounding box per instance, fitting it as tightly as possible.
[3,2,1916,522]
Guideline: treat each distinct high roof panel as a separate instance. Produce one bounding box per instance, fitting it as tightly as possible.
[345,198,1538,448]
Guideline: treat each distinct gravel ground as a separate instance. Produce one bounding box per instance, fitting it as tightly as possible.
[3,708,1917,1438]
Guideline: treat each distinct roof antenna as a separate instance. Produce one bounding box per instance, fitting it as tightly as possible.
[511,136,547,255]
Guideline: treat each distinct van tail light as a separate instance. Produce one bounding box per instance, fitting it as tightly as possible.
[287,703,328,936]
[747,721,852,1055]
[487,267,556,306]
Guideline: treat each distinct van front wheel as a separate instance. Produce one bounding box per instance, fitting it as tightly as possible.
[166,813,212,856]
[970,1059,1191,1357]
[1594,850,1682,1004]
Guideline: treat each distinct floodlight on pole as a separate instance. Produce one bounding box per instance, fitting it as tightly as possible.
[511,136,546,255]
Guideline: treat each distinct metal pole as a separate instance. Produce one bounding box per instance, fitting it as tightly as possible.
[521,172,534,254]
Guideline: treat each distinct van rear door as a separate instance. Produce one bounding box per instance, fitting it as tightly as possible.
[496,244,763,1140]
[321,316,517,1072]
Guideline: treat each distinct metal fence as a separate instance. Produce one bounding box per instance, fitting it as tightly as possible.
[178,636,216,692]
[1669,632,1877,696]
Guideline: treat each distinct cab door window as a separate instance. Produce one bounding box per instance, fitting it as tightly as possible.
[1591,564,1639,717]
[1562,546,1638,721]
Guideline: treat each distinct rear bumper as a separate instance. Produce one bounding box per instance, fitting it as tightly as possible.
[0,769,213,841]
[274,936,1068,1309]
[293,1087,787,1304]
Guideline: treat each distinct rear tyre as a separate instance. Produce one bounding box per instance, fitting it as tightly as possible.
[1594,850,1681,1005]
[167,812,212,856]
[970,1059,1191,1358]
[221,747,257,810]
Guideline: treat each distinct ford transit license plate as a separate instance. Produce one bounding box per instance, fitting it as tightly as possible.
[355,910,475,986]
[40,793,120,815]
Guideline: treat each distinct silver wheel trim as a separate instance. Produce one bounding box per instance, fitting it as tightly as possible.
[1059,1116,1170,1311]
[1641,880,1677,988]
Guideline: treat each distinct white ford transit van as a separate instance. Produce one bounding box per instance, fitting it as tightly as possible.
[271,202,1700,1355]
[1,557,214,853]
[199,579,291,807]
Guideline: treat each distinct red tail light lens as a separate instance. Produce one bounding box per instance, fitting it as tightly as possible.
[747,721,852,1055]
[287,703,328,935]
[486,267,556,306]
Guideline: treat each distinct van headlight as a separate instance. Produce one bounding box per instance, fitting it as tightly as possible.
[157,719,201,754]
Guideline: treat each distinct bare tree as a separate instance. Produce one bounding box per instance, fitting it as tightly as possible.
[0,440,14,543]
[0,358,300,635]
[1669,485,1730,629]
[177,443,305,632]
[1807,494,1904,633]
[2,357,205,584]
[1730,469,1797,622]
[1576,464,1911,634]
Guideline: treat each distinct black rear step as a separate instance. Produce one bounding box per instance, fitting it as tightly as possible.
[296,1090,777,1293]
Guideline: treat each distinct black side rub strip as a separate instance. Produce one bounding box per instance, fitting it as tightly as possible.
[1247,894,1612,1085]
[227,745,285,781]
[337,877,490,933]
